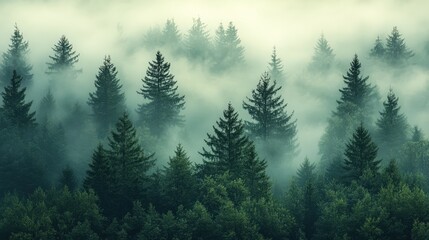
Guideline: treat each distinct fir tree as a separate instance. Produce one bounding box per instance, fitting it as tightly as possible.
[184,18,211,61]
[343,124,381,183]
[107,112,155,216]
[268,46,285,83]
[296,157,317,187]
[38,89,55,123]
[0,25,33,87]
[137,51,185,136]
[163,144,196,210]
[88,56,125,137]
[0,70,36,129]
[385,26,414,65]
[370,36,385,59]
[46,35,80,75]
[162,19,182,54]
[376,89,408,161]
[243,72,298,160]
[59,165,78,191]
[224,22,244,65]
[84,144,112,210]
[199,103,269,199]
[411,126,424,142]
[309,34,335,72]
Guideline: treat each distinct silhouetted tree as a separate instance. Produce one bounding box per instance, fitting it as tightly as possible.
[184,18,211,61]
[385,26,414,65]
[162,19,182,54]
[88,56,125,137]
[376,89,408,161]
[411,126,424,142]
[242,143,271,199]
[0,25,32,87]
[59,165,78,191]
[309,34,335,72]
[370,36,385,59]
[343,124,381,183]
[243,72,298,161]
[0,70,36,129]
[46,35,80,76]
[38,90,55,123]
[137,51,185,136]
[296,157,317,187]
[163,144,196,210]
[268,46,285,83]
[106,112,155,216]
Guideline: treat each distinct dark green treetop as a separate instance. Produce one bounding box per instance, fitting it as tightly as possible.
[46,35,80,74]
[0,70,36,129]
[88,56,125,137]
[137,51,185,136]
[268,46,285,83]
[385,26,414,65]
[0,25,33,87]
[370,36,385,59]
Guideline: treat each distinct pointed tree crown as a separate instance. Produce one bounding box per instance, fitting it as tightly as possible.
[1,25,33,86]
[46,35,80,73]
[310,34,335,71]
[268,46,285,82]
[370,36,385,58]
[385,26,414,65]
[1,70,36,128]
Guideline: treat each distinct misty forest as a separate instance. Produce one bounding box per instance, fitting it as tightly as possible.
[2,1,429,239]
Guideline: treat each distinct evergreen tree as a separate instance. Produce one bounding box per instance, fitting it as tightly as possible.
[137,51,185,136]
[296,157,317,187]
[385,26,414,65]
[38,89,55,123]
[46,35,80,75]
[199,103,269,199]
[411,126,424,142]
[107,112,155,216]
[162,19,182,54]
[0,70,36,129]
[59,165,78,191]
[184,18,211,61]
[309,34,335,72]
[376,89,408,161]
[268,46,285,83]
[343,124,381,183]
[337,54,372,113]
[224,22,244,66]
[370,36,385,59]
[243,72,298,161]
[88,56,125,137]
[0,25,32,87]
[163,144,196,210]
[84,144,112,210]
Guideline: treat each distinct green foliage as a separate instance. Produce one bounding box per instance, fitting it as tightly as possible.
[0,25,32,87]
[343,124,381,184]
[297,157,317,187]
[212,22,244,71]
[88,56,125,137]
[46,35,80,74]
[162,144,197,210]
[369,36,385,59]
[185,18,211,62]
[385,26,414,65]
[38,90,55,123]
[309,34,335,72]
[411,125,424,142]
[376,89,408,161]
[243,72,298,161]
[137,51,185,137]
[1,70,36,129]
[59,166,78,191]
[268,46,285,83]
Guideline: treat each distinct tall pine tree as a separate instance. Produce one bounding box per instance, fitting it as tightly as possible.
[268,46,285,83]
[0,25,33,87]
[137,51,185,137]
[243,72,298,161]
[88,56,125,137]
[343,124,381,183]
[199,103,270,199]
[0,70,36,129]
[46,35,80,76]
[375,89,408,161]
[184,18,211,62]
[370,36,385,59]
[385,26,414,66]
[309,34,335,72]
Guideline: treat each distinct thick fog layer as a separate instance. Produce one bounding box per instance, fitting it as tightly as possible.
[1,0,428,183]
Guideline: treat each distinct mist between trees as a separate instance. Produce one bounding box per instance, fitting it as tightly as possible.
[1,2,429,238]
